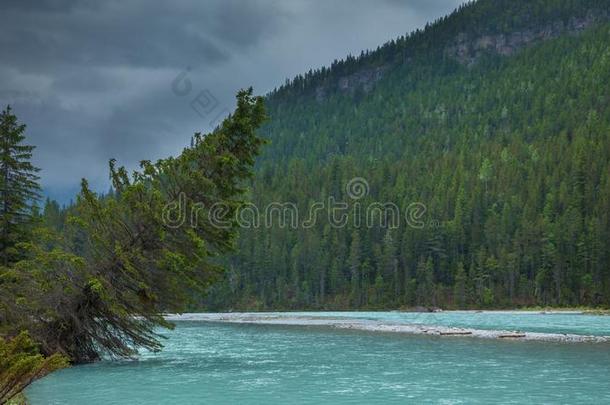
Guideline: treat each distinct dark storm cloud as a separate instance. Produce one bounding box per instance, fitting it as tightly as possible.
[382,0,464,16]
[0,0,463,202]
[0,0,80,12]
[0,0,282,71]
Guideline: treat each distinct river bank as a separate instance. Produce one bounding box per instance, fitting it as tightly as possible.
[166,311,610,344]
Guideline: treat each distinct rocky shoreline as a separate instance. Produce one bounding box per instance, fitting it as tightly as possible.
[165,312,610,344]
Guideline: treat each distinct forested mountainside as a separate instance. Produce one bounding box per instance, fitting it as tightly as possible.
[199,0,610,310]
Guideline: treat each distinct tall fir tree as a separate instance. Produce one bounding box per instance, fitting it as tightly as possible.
[0,106,40,267]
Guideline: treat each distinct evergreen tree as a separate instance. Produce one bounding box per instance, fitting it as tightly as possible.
[381,230,399,303]
[349,230,362,305]
[0,106,40,267]
[0,331,67,404]
[454,261,467,308]
[2,89,267,363]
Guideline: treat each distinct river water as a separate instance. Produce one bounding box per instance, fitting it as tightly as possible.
[27,312,610,404]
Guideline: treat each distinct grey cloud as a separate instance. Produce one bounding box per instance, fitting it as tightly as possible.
[0,0,81,12]
[0,0,464,202]
[382,0,463,15]
[0,0,288,72]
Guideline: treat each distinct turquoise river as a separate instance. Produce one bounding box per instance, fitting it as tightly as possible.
[27,311,610,404]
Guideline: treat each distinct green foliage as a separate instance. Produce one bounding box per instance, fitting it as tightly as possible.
[0,331,68,404]
[202,1,610,310]
[1,89,267,365]
[0,106,40,267]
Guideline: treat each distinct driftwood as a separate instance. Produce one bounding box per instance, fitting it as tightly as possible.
[499,333,526,338]
[440,331,473,336]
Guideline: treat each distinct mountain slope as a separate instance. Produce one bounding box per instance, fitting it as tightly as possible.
[203,0,610,310]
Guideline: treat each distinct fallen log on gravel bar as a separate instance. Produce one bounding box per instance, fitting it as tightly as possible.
[440,331,473,336]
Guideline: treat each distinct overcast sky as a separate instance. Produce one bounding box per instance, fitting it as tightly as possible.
[0,0,463,203]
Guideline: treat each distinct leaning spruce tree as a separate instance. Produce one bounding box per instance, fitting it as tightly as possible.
[6,89,267,363]
[0,106,41,267]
